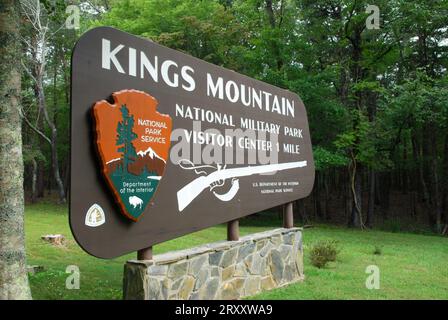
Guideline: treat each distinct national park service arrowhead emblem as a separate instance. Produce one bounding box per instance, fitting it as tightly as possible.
[92,90,172,221]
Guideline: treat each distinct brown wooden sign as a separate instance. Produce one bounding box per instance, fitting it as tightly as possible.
[70,27,315,258]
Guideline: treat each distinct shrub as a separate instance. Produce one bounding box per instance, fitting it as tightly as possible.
[373,245,383,255]
[383,219,402,233]
[309,240,340,268]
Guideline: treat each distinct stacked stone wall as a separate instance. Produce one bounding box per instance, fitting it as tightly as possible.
[123,228,304,300]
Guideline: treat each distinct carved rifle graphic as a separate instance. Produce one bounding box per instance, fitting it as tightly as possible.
[177,160,308,212]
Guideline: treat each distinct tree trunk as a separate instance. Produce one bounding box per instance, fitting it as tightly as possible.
[348,156,364,228]
[296,199,308,224]
[416,127,432,225]
[62,50,70,105]
[314,174,323,219]
[264,0,283,70]
[64,157,70,198]
[25,21,66,204]
[410,191,417,218]
[402,142,409,194]
[383,173,391,217]
[431,131,442,233]
[51,127,65,202]
[35,80,66,203]
[37,162,45,198]
[344,169,352,222]
[374,171,382,206]
[0,0,32,299]
[31,158,37,204]
[442,133,448,227]
[366,168,375,227]
[420,128,431,204]
[324,173,330,221]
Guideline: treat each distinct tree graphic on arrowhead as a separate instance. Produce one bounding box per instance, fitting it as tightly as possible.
[115,104,138,177]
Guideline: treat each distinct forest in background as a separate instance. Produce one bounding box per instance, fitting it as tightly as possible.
[18,0,448,234]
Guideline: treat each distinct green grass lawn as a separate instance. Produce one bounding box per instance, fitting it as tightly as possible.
[25,201,448,300]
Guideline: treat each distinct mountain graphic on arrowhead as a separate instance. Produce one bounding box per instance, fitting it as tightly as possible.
[137,146,166,163]
[92,89,172,221]
[106,146,166,178]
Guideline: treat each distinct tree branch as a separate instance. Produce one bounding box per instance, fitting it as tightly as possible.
[20,107,51,145]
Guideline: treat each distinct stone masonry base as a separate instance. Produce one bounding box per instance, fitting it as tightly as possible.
[123,228,304,300]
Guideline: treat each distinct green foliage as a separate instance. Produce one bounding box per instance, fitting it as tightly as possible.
[313,147,348,171]
[334,110,393,170]
[19,0,448,230]
[22,145,46,165]
[309,240,340,268]
[94,0,244,67]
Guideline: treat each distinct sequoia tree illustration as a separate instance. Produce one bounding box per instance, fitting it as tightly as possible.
[116,104,137,177]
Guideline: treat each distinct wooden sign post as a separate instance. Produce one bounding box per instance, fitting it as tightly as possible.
[137,247,152,261]
[283,202,294,229]
[227,219,239,241]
